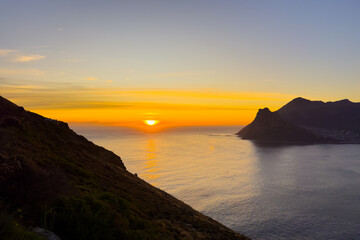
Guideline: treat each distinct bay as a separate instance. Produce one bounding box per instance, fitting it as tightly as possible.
[72,125,360,240]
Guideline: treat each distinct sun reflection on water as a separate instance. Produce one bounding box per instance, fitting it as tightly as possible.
[142,138,160,183]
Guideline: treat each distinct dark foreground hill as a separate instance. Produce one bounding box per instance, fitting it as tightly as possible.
[237,97,360,143]
[0,96,250,240]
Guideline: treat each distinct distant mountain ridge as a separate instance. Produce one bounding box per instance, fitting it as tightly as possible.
[237,97,360,143]
[0,95,249,240]
[278,97,360,131]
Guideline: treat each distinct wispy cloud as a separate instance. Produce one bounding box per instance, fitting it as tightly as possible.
[13,55,46,62]
[1,80,295,102]
[0,49,46,63]
[0,68,45,77]
[97,89,295,101]
[49,102,256,111]
[1,89,257,111]
[1,81,294,109]
[0,49,19,56]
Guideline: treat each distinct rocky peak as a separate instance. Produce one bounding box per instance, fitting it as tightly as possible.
[256,107,271,116]
[252,108,285,129]
[291,97,311,103]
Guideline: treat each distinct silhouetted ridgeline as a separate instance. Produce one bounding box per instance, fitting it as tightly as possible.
[237,97,360,143]
[0,96,250,240]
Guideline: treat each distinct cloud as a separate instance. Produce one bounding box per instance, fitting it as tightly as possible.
[0,49,46,63]
[0,88,256,111]
[108,89,295,101]
[1,80,294,103]
[0,68,45,77]
[0,81,293,110]
[13,55,46,62]
[0,49,19,56]
[58,27,64,32]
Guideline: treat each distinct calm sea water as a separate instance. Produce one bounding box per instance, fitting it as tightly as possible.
[72,125,360,240]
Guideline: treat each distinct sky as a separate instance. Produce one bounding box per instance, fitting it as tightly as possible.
[1,0,360,128]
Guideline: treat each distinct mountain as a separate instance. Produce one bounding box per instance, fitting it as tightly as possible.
[277,97,360,131]
[0,96,250,240]
[237,97,360,143]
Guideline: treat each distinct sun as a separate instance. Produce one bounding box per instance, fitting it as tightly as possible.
[143,120,159,126]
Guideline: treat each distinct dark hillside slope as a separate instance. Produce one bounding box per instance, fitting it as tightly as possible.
[0,96,249,240]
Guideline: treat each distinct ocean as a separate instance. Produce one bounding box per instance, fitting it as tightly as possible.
[72,125,360,240]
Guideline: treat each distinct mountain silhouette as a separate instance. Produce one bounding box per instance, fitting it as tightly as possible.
[237,97,360,143]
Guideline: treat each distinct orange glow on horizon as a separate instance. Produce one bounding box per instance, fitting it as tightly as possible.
[4,88,292,129]
[25,106,264,131]
[30,107,258,128]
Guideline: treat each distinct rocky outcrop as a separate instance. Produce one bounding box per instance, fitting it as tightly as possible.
[237,97,360,143]
[237,107,328,143]
[32,227,61,240]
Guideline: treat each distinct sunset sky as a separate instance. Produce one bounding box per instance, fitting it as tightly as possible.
[1,0,360,127]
